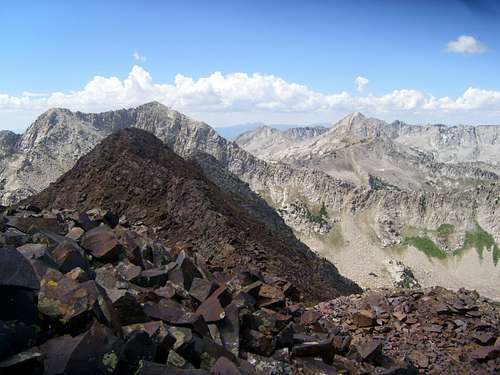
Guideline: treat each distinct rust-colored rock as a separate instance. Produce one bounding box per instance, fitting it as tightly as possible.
[80,226,122,261]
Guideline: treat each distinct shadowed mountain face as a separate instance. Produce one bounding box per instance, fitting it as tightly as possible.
[26,128,361,301]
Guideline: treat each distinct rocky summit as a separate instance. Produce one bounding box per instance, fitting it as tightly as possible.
[0,207,498,374]
[24,128,360,301]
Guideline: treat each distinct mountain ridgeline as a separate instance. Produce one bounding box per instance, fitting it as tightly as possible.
[1,102,499,298]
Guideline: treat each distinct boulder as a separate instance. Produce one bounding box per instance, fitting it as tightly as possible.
[38,269,121,334]
[0,246,40,289]
[241,329,275,356]
[40,321,123,375]
[357,339,384,364]
[80,226,122,261]
[7,216,64,235]
[352,309,376,328]
[106,288,150,325]
[51,241,91,274]
[114,331,157,374]
[190,277,218,302]
[65,227,85,241]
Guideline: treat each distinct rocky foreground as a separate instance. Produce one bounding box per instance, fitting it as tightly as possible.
[0,207,499,374]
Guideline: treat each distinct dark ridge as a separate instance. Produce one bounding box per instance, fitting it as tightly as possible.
[26,128,361,301]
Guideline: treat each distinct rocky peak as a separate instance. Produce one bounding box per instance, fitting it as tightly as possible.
[329,112,386,140]
[26,128,361,301]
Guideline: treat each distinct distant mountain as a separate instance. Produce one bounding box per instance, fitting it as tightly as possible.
[236,112,500,189]
[235,125,328,158]
[215,122,328,140]
[2,103,499,299]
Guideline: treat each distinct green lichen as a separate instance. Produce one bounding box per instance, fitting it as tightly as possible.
[102,351,118,373]
[38,297,62,318]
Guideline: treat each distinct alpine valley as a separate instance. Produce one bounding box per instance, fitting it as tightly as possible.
[1,102,499,300]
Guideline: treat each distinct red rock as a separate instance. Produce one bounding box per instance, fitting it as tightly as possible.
[65,227,85,241]
[352,309,376,328]
[358,339,383,363]
[52,241,91,274]
[239,281,262,297]
[8,216,64,235]
[406,316,418,324]
[241,329,275,357]
[189,277,218,302]
[196,294,226,323]
[40,321,123,375]
[393,311,407,322]
[258,284,285,308]
[470,346,500,361]
[80,226,122,261]
[301,310,322,325]
[38,269,121,333]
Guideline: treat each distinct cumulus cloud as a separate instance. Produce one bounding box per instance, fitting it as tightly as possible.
[355,76,369,92]
[133,51,147,62]
[444,35,488,54]
[1,65,500,128]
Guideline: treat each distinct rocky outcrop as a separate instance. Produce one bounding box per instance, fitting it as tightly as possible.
[0,130,19,159]
[1,207,498,374]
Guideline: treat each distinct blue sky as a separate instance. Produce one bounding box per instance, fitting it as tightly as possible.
[1,0,500,131]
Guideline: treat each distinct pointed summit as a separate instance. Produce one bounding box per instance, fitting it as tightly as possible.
[331,112,385,139]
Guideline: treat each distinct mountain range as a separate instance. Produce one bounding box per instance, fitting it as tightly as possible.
[0,102,498,299]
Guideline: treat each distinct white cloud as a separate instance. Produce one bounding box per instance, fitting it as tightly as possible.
[444,35,488,54]
[1,65,500,130]
[355,76,369,92]
[133,51,147,62]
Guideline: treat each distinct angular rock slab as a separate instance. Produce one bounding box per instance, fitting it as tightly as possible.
[38,269,121,334]
[81,226,122,261]
[0,246,40,289]
[40,321,123,375]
